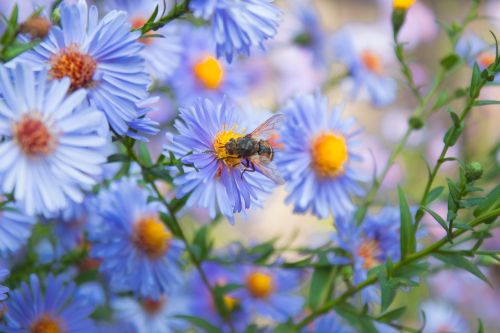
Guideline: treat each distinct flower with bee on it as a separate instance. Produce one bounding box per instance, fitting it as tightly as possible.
[164,98,275,223]
[276,91,366,219]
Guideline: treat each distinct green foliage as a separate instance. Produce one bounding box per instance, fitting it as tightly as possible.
[433,251,491,286]
[398,187,416,260]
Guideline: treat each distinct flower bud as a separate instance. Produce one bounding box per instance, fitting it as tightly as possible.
[409,116,424,130]
[20,16,51,39]
[465,162,483,182]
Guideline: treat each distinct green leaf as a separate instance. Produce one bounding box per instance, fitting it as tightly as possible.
[107,153,128,163]
[473,185,500,217]
[477,318,484,333]
[378,272,397,312]
[433,252,491,286]
[424,186,445,205]
[192,225,213,261]
[159,212,182,238]
[137,142,153,167]
[308,263,336,310]
[440,53,460,71]
[398,187,415,260]
[420,206,448,232]
[377,306,407,322]
[473,100,500,106]
[470,62,482,98]
[335,304,378,333]
[175,315,220,333]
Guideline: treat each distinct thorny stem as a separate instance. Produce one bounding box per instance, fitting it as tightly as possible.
[297,208,500,329]
[125,144,238,333]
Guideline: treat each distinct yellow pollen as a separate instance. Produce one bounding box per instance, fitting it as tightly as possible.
[311,132,348,178]
[142,297,166,314]
[213,128,244,166]
[49,45,97,91]
[246,272,273,299]
[393,0,416,10]
[193,56,224,90]
[30,315,63,333]
[223,295,239,312]
[357,239,381,269]
[361,50,383,74]
[477,52,495,68]
[14,115,56,156]
[133,216,171,258]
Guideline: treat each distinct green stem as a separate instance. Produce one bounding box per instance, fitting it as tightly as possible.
[125,143,237,333]
[354,69,445,226]
[296,208,500,329]
[140,0,191,34]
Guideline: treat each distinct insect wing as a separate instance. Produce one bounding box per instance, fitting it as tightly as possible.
[248,114,285,140]
[250,155,285,185]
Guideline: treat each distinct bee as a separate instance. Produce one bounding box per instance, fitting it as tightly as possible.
[224,114,285,185]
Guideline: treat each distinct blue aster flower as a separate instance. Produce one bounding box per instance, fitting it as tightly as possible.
[0,268,8,301]
[0,274,96,332]
[190,0,282,62]
[303,313,354,333]
[106,0,182,81]
[291,0,328,66]
[0,201,36,256]
[187,262,249,332]
[420,301,468,333]
[11,0,155,137]
[332,26,397,107]
[169,26,249,107]
[330,207,401,303]
[0,64,107,216]
[112,294,188,333]
[164,97,274,223]
[456,32,499,81]
[276,92,366,219]
[233,266,303,322]
[88,178,184,299]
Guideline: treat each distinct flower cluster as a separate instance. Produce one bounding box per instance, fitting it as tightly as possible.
[0,0,498,332]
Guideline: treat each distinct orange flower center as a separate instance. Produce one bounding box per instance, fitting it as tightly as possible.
[311,132,348,178]
[477,52,495,68]
[357,239,381,269]
[193,56,224,90]
[133,216,171,258]
[361,50,383,74]
[50,45,97,91]
[20,16,51,39]
[142,296,166,314]
[30,315,64,333]
[246,272,273,299]
[14,115,56,156]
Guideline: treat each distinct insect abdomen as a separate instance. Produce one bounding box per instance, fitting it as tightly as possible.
[258,141,273,160]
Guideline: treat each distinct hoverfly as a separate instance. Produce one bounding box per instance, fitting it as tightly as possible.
[224,114,285,185]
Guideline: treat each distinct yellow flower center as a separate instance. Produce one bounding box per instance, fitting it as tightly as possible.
[361,50,383,74]
[357,239,381,269]
[133,216,171,259]
[49,45,97,92]
[13,115,56,156]
[246,272,273,299]
[30,315,63,333]
[193,56,224,90]
[223,295,239,312]
[477,52,495,68]
[311,132,348,178]
[393,0,416,10]
[213,127,244,166]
